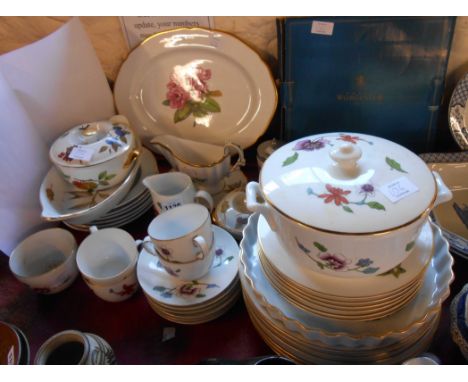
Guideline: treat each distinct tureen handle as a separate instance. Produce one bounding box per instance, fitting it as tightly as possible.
[432,171,453,207]
[109,114,130,128]
[246,182,278,231]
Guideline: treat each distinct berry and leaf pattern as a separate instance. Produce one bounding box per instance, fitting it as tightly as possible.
[65,171,115,209]
[212,248,235,268]
[307,183,385,213]
[295,238,380,274]
[153,280,219,299]
[162,66,222,125]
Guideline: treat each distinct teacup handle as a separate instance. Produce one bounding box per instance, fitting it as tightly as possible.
[224,143,246,173]
[194,190,214,212]
[192,235,209,260]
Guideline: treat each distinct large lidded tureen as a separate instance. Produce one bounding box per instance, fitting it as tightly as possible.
[246,132,452,278]
[49,115,140,190]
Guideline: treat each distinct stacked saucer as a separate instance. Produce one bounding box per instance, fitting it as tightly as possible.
[63,148,157,231]
[239,214,454,364]
[137,226,240,324]
[257,215,433,321]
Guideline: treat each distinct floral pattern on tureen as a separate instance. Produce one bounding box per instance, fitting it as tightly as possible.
[295,238,380,274]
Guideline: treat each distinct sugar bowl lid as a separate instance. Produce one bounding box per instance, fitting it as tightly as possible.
[50,115,135,167]
[259,132,437,234]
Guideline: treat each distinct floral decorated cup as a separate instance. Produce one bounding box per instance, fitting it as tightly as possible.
[9,228,79,294]
[76,226,140,302]
[144,203,215,280]
[246,132,453,278]
[49,115,140,190]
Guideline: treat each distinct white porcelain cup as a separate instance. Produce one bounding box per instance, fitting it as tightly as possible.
[9,228,78,294]
[76,226,140,302]
[145,203,214,280]
[143,172,213,213]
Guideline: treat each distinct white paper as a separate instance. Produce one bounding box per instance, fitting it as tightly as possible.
[0,71,52,255]
[311,21,334,36]
[379,177,419,203]
[0,18,115,254]
[0,17,115,146]
[120,16,214,49]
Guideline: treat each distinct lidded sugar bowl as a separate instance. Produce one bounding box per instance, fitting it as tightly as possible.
[246,132,452,278]
[49,115,140,190]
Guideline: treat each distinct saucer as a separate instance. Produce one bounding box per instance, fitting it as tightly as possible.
[40,152,141,224]
[258,215,434,300]
[137,225,239,306]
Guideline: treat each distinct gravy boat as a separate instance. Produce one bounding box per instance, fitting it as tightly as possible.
[150,135,245,193]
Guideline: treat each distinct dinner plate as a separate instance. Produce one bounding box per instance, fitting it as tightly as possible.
[239,213,453,348]
[449,73,468,150]
[258,215,433,300]
[114,28,277,149]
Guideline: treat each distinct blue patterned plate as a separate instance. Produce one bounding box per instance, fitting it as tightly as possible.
[449,73,468,150]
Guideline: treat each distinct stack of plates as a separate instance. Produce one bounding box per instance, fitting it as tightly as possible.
[239,213,454,364]
[64,148,157,231]
[137,226,240,325]
[257,215,433,321]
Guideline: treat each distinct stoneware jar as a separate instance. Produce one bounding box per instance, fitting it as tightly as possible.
[246,132,452,278]
[34,330,116,365]
[49,115,140,190]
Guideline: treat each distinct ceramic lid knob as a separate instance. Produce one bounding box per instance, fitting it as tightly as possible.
[329,143,362,171]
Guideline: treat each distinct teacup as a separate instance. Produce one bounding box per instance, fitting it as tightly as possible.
[76,226,139,302]
[145,203,214,280]
[143,172,213,213]
[9,228,78,294]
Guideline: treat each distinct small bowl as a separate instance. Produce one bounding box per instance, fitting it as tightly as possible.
[9,228,78,294]
[49,115,140,190]
[213,190,251,240]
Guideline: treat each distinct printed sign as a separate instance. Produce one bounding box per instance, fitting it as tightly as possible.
[379,177,419,203]
[120,17,214,49]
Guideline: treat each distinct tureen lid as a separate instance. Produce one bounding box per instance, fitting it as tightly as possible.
[259,132,436,234]
[50,116,134,167]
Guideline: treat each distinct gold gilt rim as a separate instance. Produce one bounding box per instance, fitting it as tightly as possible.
[239,214,454,341]
[244,292,437,356]
[257,226,435,301]
[245,293,439,363]
[258,247,428,303]
[113,26,278,150]
[258,172,438,236]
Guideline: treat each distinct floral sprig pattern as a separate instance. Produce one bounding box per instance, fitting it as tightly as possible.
[162,66,222,125]
[109,283,137,297]
[153,280,219,299]
[295,238,380,274]
[307,183,385,213]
